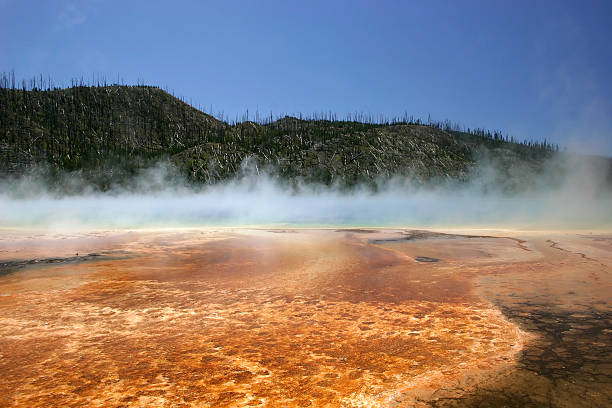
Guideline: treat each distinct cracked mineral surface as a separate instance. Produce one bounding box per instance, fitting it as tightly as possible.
[0,228,609,407]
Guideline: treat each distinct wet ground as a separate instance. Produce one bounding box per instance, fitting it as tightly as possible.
[0,228,609,407]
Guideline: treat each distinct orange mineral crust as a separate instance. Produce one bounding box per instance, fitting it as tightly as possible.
[0,228,609,407]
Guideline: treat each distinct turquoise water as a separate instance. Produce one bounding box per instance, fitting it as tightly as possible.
[1,188,609,230]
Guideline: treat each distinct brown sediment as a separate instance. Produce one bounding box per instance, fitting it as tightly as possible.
[0,228,609,407]
[420,232,612,407]
[546,239,599,261]
[0,252,130,277]
[368,230,530,252]
[413,256,441,263]
[335,229,379,234]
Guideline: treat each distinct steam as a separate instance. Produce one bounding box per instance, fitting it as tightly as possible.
[0,154,610,230]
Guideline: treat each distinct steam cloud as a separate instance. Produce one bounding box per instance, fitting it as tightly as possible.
[0,154,610,230]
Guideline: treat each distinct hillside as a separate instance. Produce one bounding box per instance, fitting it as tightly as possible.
[0,84,597,191]
[0,85,225,169]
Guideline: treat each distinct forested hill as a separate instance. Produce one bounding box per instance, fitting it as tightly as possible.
[0,83,596,190]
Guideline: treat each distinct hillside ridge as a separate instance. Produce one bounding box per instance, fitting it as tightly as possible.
[2,83,598,191]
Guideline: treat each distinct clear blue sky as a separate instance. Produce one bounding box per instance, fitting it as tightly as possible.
[1,0,611,154]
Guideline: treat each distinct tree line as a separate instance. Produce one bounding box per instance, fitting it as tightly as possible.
[0,72,559,188]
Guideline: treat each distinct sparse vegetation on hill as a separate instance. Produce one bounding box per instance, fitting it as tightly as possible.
[3,73,600,192]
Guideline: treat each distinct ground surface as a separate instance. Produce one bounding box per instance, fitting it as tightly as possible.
[0,228,610,407]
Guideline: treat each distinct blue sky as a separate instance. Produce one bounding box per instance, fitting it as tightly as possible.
[1,0,611,154]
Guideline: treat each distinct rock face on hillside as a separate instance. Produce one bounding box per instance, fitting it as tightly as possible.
[3,84,607,190]
[171,121,473,185]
